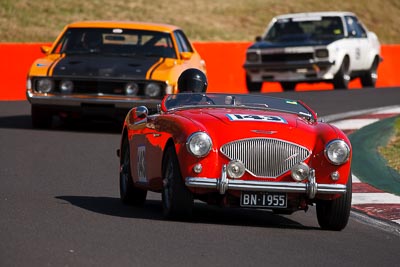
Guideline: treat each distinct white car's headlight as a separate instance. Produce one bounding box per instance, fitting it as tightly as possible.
[36,78,54,93]
[144,83,161,97]
[325,140,350,165]
[186,132,212,157]
[246,52,260,62]
[315,48,329,58]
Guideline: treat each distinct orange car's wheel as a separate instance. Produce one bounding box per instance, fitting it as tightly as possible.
[31,105,52,129]
[119,137,147,205]
[316,173,352,231]
[162,145,193,219]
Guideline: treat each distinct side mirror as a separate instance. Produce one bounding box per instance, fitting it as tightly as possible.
[255,36,262,42]
[40,46,51,54]
[349,30,356,38]
[128,106,148,124]
[180,52,193,60]
[135,106,149,119]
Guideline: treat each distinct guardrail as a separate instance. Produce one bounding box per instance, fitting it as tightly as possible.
[1,42,399,100]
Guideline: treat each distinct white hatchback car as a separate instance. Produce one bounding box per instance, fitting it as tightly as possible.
[243,11,382,91]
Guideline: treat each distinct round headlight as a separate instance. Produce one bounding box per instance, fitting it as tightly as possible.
[246,52,259,62]
[125,82,139,95]
[186,132,212,158]
[325,140,350,165]
[60,80,74,93]
[227,160,246,179]
[36,79,54,93]
[144,83,161,97]
[291,162,310,182]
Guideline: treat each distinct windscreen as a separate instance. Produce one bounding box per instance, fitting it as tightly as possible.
[265,16,344,42]
[53,27,177,58]
[163,93,315,120]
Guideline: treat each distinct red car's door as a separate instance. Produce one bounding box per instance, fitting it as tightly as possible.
[130,115,166,190]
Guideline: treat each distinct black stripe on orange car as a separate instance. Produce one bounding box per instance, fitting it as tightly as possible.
[147,58,165,79]
[47,54,65,76]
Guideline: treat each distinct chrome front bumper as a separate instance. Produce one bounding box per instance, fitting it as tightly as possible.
[27,90,161,109]
[185,165,346,199]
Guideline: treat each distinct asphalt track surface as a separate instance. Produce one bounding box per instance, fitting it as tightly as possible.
[1,88,400,266]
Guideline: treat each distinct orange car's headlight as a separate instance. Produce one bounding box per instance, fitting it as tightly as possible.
[36,78,54,93]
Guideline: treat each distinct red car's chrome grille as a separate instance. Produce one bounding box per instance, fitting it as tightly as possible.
[220,138,311,178]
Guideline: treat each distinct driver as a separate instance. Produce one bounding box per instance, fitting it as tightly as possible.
[173,68,210,106]
[177,68,208,93]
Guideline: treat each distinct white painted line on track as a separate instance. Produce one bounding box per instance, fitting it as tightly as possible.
[352,174,362,183]
[331,108,400,226]
[352,193,400,205]
[373,107,400,114]
[330,118,379,130]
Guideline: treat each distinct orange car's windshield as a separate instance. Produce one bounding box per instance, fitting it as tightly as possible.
[53,28,177,59]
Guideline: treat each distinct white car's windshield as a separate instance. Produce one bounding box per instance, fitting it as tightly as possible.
[265,16,344,42]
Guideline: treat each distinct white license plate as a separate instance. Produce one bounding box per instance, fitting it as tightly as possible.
[240,192,287,208]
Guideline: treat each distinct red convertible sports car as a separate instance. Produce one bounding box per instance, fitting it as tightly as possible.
[118,93,352,230]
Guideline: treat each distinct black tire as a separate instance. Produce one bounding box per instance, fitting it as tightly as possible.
[280,82,296,91]
[31,105,52,129]
[333,57,351,89]
[360,57,379,88]
[119,137,147,206]
[162,146,193,219]
[246,74,263,93]
[316,173,352,231]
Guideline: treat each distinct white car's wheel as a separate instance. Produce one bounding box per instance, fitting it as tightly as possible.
[333,57,351,90]
[280,82,296,91]
[246,74,263,92]
[360,57,379,88]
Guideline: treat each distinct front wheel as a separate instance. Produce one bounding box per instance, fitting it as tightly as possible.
[316,173,352,231]
[119,137,147,205]
[280,82,296,91]
[31,105,52,129]
[333,57,351,89]
[246,74,263,93]
[162,146,193,219]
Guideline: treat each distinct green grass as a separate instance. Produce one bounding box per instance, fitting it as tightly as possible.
[1,0,400,43]
[378,116,400,172]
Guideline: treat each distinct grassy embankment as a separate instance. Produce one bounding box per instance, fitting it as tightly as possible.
[379,117,400,172]
[1,0,400,43]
